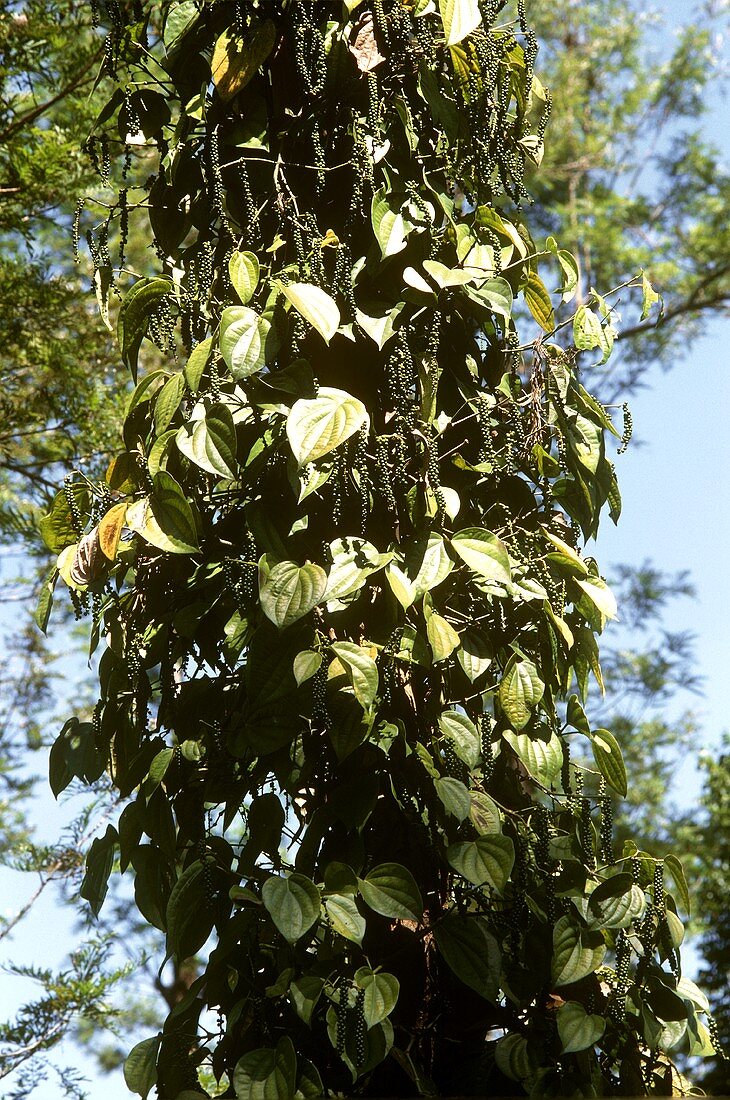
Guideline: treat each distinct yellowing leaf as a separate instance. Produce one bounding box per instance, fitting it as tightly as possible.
[211,20,276,103]
[524,270,555,331]
[439,0,481,46]
[98,503,128,561]
[427,613,460,662]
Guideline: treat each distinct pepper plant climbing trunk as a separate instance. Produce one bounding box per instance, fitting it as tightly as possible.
[41,1,714,1097]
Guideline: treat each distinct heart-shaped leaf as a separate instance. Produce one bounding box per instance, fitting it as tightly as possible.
[229,249,260,304]
[447,834,514,891]
[557,1001,606,1053]
[434,913,500,1001]
[359,862,423,922]
[259,560,327,628]
[287,388,368,466]
[450,528,511,585]
[262,873,320,944]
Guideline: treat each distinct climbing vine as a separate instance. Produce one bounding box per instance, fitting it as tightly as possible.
[40,1,715,1096]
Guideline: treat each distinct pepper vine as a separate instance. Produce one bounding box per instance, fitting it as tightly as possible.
[39,1,714,1097]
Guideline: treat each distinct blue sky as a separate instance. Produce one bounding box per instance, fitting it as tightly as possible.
[0,0,727,1096]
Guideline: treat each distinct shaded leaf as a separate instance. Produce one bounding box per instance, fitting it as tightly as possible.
[212,20,276,103]
[434,913,500,1001]
[447,834,514,891]
[557,1002,606,1053]
[359,863,423,922]
[590,728,627,796]
[262,874,321,944]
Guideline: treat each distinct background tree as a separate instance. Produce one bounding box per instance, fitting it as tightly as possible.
[693,738,730,1094]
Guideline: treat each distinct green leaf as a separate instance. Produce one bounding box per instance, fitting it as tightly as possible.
[544,529,589,576]
[212,20,277,103]
[219,305,271,379]
[434,777,471,821]
[176,402,238,480]
[355,301,406,350]
[450,528,511,586]
[583,880,646,930]
[80,824,117,918]
[154,372,185,435]
[439,0,481,45]
[467,277,513,319]
[259,561,327,628]
[386,535,453,609]
[277,282,340,343]
[331,641,379,710]
[117,277,171,380]
[575,576,618,623]
[233,1036,297,1100]
[590,728,627,796]
[438,710,480,769]
[457,628,493,682]
[296,1059,324,1097]
[147,747,174,791]
[665,854,691,916]
[447,834,514,891]
[139,471,199,554]
[34,565,58,635]
[555,249,580,303]
[325,538,392,602]
[123,1035,160,1099]
[494,1033,536,1082]
[422,259,474,288]
[229,250,260,304]
[573,304,603,351]
[503,729,563,785]
[40,485,88,553]
[427,613,460,662]
[261,873,321,944]
[354,968,400,1027]
[552,915,606,986]
[524,270,555,331]
[640,271,662,321]
[163,1,199,53]
[289,976,324,1026]
[566,413,602,475]
[498,655,545,731]
[371,188,407,257]
[287,388,368,466]
[324,894,366,944]
[293,650,322,686]
[557,1002,606,1053]
[359,862,423,922]
[166,860,215,960]
[183,336,213,392]
[433,913,500,1001]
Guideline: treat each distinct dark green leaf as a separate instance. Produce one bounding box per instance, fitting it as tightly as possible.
[359,863,423,922]
[434,913,500,1001]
